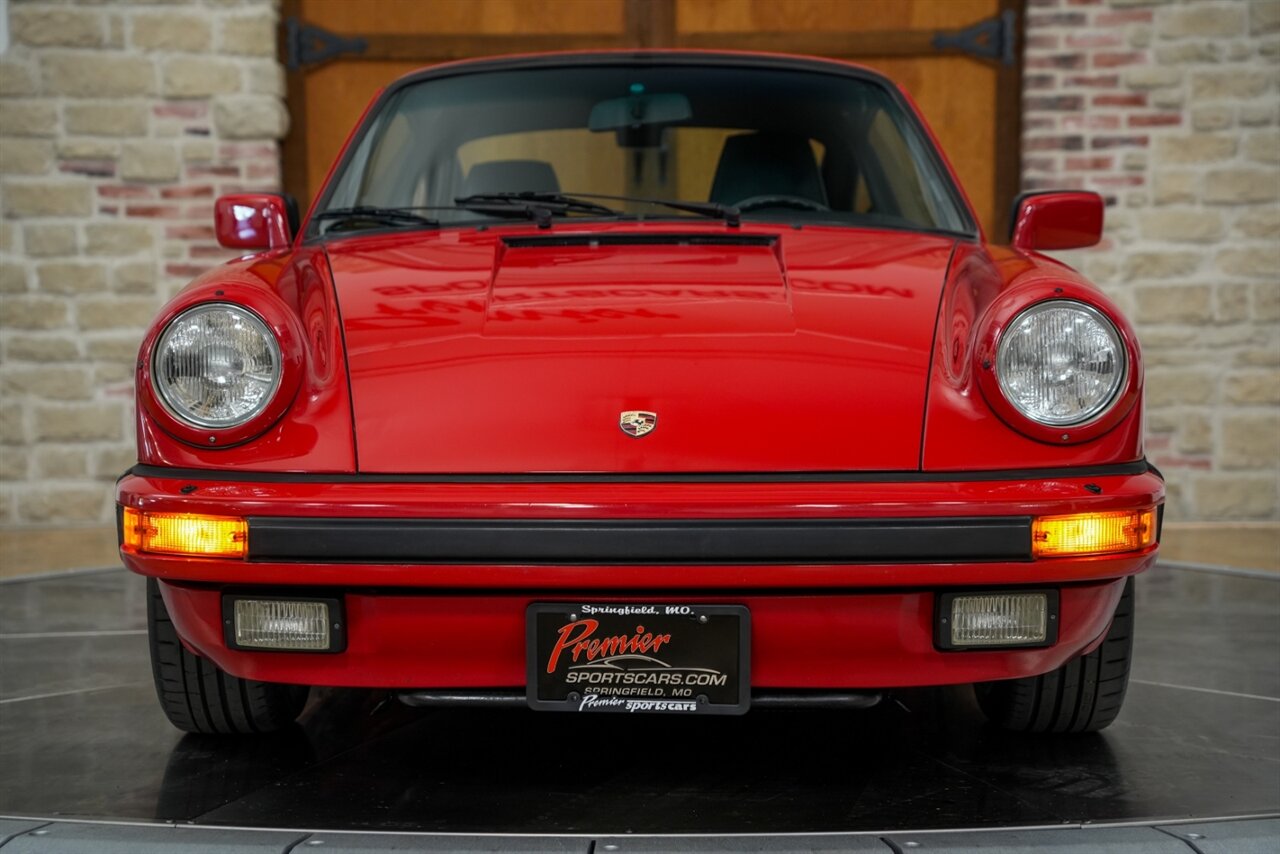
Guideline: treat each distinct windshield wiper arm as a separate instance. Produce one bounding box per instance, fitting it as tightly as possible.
[450,197,561,229]
[545,192,741,228]
[455,192,623,218]
[312,206,440,229]
[316,198,608,233]
[315,194,733,234]
[637,198,741,228]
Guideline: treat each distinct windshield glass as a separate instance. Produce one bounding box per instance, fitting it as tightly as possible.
[312,62,972,236]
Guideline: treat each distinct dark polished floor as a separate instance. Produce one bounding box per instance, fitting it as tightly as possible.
[0,565,1277,834]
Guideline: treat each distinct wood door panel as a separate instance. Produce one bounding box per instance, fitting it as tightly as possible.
[677,0,995,32]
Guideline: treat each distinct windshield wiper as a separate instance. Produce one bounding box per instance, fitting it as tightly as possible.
[455,192,623,218]
[451,197,558,229]
[314,193,739,234]
[454,192,742,228]
[312,206,440,231]
[551,192,742,228]
[452,193,632,229]
[314,198,615,234]
[635,198,741,228]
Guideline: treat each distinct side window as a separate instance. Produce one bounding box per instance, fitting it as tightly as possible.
[359,113,415,205]
[865,110,933,224]
[856,105,967,231]
[853,173,872,214]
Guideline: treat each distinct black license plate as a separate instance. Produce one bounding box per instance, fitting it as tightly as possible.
[527,603,750,715]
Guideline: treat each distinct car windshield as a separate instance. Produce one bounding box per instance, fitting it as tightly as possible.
[312,62,973,237]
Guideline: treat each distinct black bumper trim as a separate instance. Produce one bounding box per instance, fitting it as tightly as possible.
[126,460,1154,485]
[246,517,1033,564]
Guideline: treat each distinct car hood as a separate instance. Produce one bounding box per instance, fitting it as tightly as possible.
[325,226,956,473]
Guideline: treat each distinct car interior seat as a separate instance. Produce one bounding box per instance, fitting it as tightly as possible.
[708,133,828,208]
[460,160,561,196]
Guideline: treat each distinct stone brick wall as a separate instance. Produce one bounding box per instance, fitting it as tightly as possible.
[0,0,284,528]
[1024,0,1279,522]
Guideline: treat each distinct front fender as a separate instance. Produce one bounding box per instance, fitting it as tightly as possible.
[922,244,1145,471]
[135,247,357,472]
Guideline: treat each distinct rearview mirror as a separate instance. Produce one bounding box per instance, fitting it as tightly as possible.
[1009,191,1104,252]
[214,193,297,251]
[588,92,692,134]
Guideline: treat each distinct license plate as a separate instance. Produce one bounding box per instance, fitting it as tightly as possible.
[526,603,750,715]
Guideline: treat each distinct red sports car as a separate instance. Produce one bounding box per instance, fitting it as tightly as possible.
[117,52,1162,735]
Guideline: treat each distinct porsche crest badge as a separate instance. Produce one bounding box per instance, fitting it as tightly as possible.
[619,410,657,438]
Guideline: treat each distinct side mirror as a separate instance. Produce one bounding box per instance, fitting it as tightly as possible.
[1009,191,1104,252]
[214,193,297,251]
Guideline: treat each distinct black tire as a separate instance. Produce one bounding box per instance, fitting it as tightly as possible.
[975,577,1134,734]
[148,579,310,734]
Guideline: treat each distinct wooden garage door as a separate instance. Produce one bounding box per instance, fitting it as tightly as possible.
[282,0,1021,237]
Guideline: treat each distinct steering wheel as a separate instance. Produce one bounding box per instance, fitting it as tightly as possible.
[734,195,831,213]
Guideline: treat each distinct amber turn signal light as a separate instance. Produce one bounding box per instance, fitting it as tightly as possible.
[122,507,248,558]
[1032,508,1155,558]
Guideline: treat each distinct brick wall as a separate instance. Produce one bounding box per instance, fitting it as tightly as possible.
[0,0,284,528]
[1024,0,1279,522]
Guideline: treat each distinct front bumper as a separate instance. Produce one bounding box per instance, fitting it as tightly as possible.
[118,463,1162,690]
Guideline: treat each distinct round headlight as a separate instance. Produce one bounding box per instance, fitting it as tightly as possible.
[153,303,282,429]
[996,300,1125,427]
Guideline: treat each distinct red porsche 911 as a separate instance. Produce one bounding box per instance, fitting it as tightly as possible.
[116,52,1162,735]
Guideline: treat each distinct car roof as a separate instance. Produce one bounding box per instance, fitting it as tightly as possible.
[384,49,898,94]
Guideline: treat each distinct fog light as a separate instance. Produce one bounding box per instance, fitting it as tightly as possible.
[225,597,344,652]
[122,507,247,558]
[937,591,1058,650]
[1033,508,1155,558]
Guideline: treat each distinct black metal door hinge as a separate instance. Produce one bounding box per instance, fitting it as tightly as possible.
[933,10,1017,66]
[285,18,368,71]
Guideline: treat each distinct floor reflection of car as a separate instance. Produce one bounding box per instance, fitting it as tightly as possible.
[116,51,1162,736]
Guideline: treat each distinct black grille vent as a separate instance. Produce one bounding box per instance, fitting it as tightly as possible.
[502,233,776,249]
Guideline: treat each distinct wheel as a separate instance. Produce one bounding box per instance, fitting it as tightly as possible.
[147,579,310,734]
[975,577,1134,734]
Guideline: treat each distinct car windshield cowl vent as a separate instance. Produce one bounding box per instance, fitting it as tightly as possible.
[501,233,777,249]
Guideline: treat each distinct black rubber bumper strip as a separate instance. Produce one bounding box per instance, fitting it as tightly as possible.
[126,460,1154,484]
[246,517,1032,564]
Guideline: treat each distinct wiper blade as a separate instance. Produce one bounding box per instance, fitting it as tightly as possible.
[553,193,741,228]
[313,206,440,229]
[314,194,739,234]
[316,198,614,233]
[637,198,741,228]
[451,197,560,229]
[455,192,623,218]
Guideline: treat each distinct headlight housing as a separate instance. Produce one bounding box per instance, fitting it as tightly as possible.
[153,303,282,429]
[995,300,1125,427]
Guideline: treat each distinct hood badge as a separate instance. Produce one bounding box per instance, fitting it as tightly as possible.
[619,410,657,438]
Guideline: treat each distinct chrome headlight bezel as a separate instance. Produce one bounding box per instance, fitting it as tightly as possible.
[151,302,283,430]
[994,299,1128,428]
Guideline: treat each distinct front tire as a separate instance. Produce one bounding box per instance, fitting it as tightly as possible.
[147,579,310,734]
[975,577,1134,734]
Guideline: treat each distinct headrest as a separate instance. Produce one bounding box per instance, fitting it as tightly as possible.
[460,160,561,197]
[709,133,827,207]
